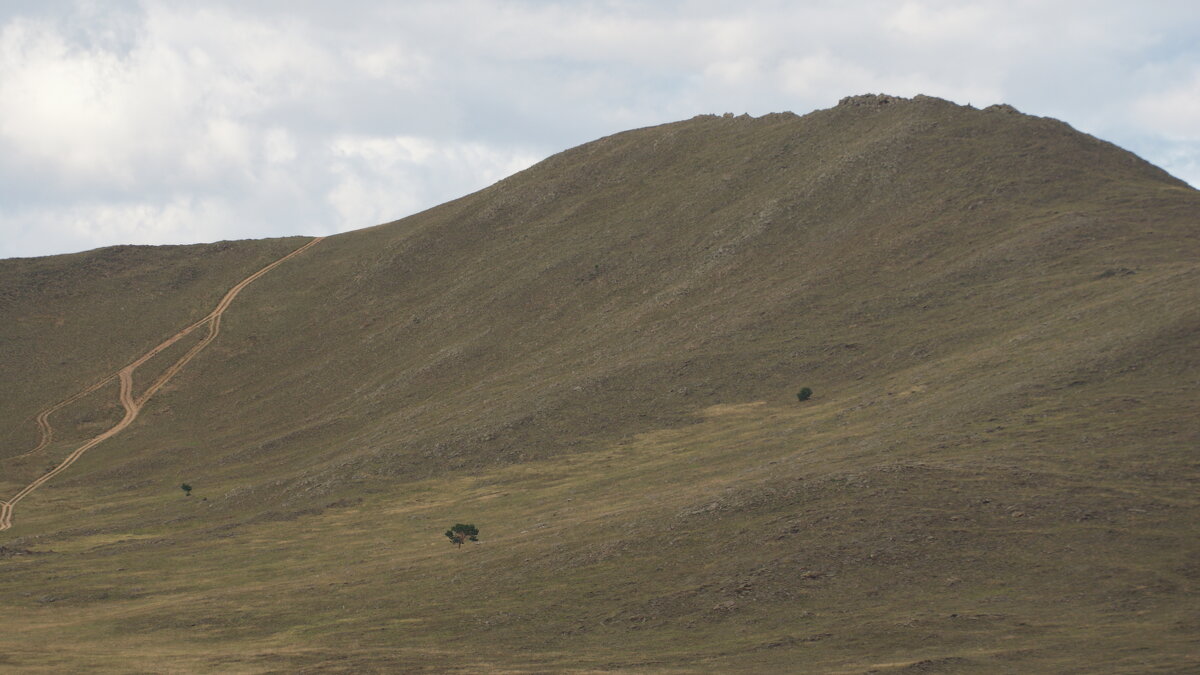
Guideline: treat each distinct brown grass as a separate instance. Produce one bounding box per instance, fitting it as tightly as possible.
[1,94,1197,672]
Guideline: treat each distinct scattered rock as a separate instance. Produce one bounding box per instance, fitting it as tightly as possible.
[838,93,905,107]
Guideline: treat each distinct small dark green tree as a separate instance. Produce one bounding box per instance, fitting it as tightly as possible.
[181,483,192,497]
[445,523,479,548]
[796,387,813,402]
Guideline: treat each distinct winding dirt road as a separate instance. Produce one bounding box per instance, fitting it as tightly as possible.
[0,237,323,532]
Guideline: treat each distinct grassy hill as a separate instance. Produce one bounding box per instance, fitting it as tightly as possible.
[1,94,1197,672]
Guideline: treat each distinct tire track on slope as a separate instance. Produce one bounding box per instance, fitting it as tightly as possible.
[16,376,117,459]
[0,237,324,532]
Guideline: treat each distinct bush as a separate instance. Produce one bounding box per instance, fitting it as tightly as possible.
[445,523,479,548]
[796,387,813,402]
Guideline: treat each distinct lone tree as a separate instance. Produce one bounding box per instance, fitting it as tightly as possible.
[797,387,813,402]
[445,523,479,548]
[181,483,193,497]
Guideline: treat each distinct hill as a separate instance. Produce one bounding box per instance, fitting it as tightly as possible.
[1,94,1198,672]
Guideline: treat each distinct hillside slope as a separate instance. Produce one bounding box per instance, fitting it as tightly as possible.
[1,94,1198,672]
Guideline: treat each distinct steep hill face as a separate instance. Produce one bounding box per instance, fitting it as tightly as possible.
[1,95,1198,672]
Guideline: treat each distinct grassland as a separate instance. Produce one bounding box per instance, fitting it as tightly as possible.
[1,94,1197,672]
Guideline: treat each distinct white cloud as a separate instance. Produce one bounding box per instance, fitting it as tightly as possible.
[347,44,430,86]
[327,133,540,230]
[1,196,239,259]
[887,2,991,41]
[1158,144,1200,187]
[0,6,331,192]
[1133,70,1200,141]
[263,127,298,165]
[0,18,145,185]
[778,52,873,98]
[333,136,438,166]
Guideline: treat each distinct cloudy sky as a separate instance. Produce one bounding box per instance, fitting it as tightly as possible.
[1,1,1197,259]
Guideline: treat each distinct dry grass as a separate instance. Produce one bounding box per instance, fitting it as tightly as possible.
[1,94,1197,672]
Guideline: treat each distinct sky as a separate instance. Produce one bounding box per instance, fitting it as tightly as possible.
[1,1,1198,259]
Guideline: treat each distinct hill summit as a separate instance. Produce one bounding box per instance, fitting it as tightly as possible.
[1,95,1198,672]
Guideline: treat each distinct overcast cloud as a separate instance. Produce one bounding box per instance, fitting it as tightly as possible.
[1,0,1198,259]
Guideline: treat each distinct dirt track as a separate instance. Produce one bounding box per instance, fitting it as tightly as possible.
[0,237,323,532]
